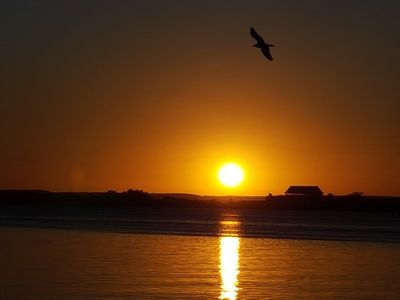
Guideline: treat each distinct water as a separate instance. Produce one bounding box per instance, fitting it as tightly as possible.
[1,206,400,243]
[1,209,400,299]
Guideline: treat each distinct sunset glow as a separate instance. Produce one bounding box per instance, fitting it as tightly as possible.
[2,2,400,300]
[1,1,399,196]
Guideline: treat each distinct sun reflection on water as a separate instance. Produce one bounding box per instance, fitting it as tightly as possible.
[219,219,240,300]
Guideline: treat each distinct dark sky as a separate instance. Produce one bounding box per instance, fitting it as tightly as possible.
[1,1,399,195]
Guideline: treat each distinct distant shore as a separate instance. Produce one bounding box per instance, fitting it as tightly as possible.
[1,189,400,212]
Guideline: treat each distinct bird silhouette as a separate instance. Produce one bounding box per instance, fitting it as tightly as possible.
[250,27,274,61]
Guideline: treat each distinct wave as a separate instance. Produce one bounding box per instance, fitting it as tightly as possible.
[1,208,399,243]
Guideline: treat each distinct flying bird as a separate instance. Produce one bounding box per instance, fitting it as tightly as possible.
[250,27,274,61]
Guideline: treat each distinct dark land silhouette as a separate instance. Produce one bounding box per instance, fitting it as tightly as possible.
[1,189,400,243]
[1,189,399,212]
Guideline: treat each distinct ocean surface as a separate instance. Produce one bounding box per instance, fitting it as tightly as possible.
[1,207,400,299]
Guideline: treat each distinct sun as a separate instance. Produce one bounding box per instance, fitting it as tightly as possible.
[218,163,245,188]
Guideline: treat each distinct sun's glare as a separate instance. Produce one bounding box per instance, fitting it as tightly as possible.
[219,236,240,300]
[218,163,244,188]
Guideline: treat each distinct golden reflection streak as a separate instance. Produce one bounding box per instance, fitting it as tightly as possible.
[219,220,240,300]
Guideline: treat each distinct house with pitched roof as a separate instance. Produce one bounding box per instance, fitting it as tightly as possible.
[285,186,323,197]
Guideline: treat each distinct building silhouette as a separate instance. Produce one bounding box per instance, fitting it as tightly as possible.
[285,186,323,197]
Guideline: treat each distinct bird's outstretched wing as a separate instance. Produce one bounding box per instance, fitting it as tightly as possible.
[261,47,273,61]
[250,27,264,43]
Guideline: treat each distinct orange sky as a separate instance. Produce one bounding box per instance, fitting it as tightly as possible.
[1,1,399,195]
